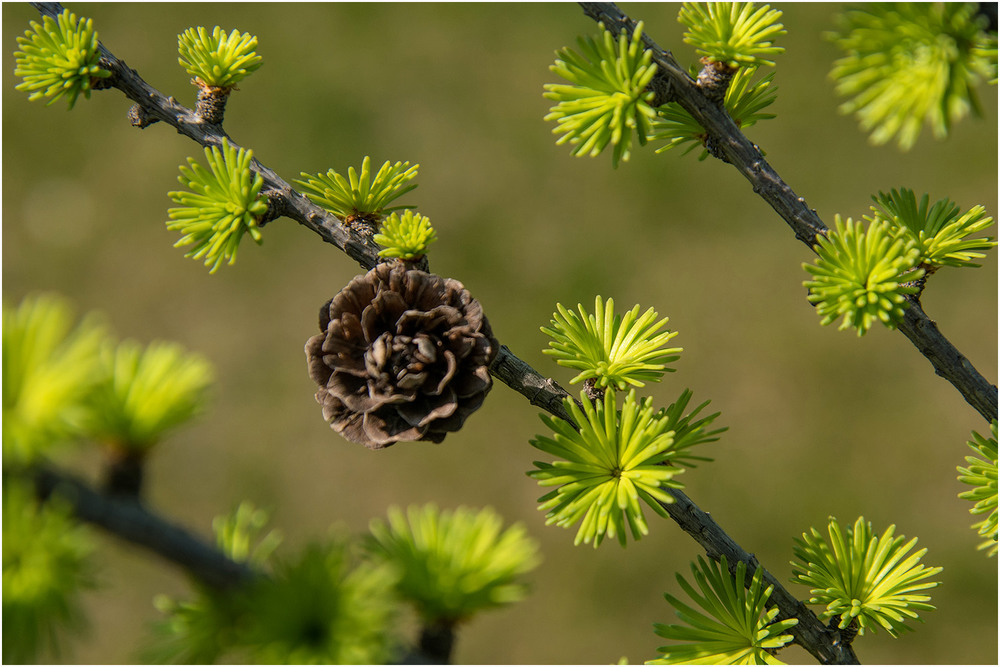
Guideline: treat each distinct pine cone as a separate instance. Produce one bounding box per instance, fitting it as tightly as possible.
[306,263,498,449]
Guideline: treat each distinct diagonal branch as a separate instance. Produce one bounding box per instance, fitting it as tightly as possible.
[578,2,997,424]
[30,2,384,272]
[26,465,453,665]
[492,347,859,664]
[30,465,257,591]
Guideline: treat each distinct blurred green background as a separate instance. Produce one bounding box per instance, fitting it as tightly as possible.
[3,3,997,664]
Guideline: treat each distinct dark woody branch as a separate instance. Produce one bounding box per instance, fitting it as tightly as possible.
[26,466,448,664]
[579,2,997,424]
[662,489,858,664]
[29,465,257,591]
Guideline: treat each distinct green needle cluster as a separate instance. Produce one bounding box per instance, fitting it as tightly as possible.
[545,4,786,164]
[957,421,998,557]
[867,188,996,269]
[367,504,540,624]
[791,516,942,637]
[529,389,688,548]
[374,210,437,260]
[3,293,216,469]
[650,556,797,665]
[827,3,993,150]
[2,294,106,464]
[167,138,268,273]
[804,187,994,336]
[145,504,281,664]
[149,520,396,665]
[544,22,659,167]
[677,2,786,68]
[542,296,681,390]
[247,542,399,664]
[534,293,720,550]
[803,216,923,336]
[3,481,96,664]
[177,26,263,89]
[86,340,213,452]
[14,9,111,109]
[297,157,418,221]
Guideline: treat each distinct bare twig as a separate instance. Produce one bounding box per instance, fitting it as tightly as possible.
[578,2,997,423]
[490,346,577,423]
[30,465,256,591]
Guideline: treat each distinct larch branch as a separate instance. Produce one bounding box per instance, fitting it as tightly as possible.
[578,2,997,423]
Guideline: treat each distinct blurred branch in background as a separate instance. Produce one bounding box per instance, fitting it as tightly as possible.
[29,465,256,591]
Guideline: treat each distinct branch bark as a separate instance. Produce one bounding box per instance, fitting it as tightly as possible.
[30,465,256,591]
[578,1,997,424]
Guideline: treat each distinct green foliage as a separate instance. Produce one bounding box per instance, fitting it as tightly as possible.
[242,539,400,664]
[802,216,923,336]
[867,188,996,269]
[827,3,994,150]
[177,26,262,89]
[86,340,213,452]
[791,516,942,638]
[677,2,786,67]
[529,389,694,548]
[145,504,281,664]
[367,504,540,624]
[802,188,992,337]
[148,511,396,664]
[649,555,797,665]
[544,22,659,167]
[147,592,243,664]
[651,66,777,159]
[957,421,998,557]
[3,480,96,664]
[213,502,283,568]
[2,293,106,463]
[374,210,438,260]
[296,157,418,221]
[972,31,998,84]
[14,9,111,109]
[545,4,784,165]
[167,138,268,274]
[654,389,726,469]
[541,296,681,391]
